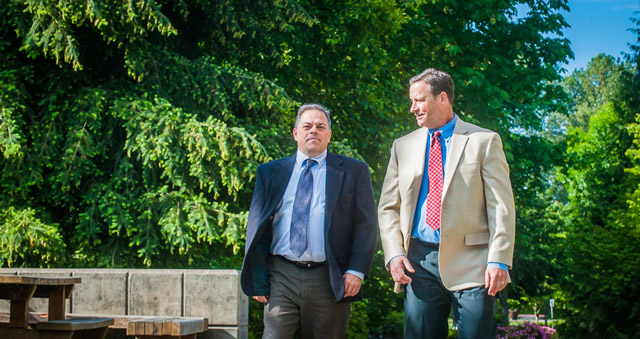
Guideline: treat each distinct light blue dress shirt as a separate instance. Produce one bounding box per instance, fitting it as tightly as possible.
[271,150,364,279]
[271,150,327,262]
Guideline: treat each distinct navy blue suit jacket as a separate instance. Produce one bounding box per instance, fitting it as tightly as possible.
[240,152,377,302]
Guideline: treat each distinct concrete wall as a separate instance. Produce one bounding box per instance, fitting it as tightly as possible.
[0,268,248,338]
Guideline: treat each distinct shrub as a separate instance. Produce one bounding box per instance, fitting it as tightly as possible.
[497,321,558,339]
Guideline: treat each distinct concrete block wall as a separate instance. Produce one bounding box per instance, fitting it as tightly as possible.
[0,268,248,339]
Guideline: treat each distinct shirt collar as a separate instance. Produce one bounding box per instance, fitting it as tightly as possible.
[428,113,457,139]
[296,149,327,168]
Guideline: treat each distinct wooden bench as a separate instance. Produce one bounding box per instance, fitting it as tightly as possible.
[37,317,114,339]
[1,313,207,338]
[66,313,208,338]
[0,269,248,338]
[126,317,208,339]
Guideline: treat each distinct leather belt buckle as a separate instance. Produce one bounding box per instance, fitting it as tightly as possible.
[276,255,324,269]
[295,261,323,269]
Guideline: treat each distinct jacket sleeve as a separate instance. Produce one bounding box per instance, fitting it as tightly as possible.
[481,133,516,268]
[378,140,406,268]
[241,165,271,296]
[346,162,378,278]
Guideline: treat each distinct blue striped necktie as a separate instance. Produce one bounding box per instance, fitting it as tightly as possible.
[290,159,315,257]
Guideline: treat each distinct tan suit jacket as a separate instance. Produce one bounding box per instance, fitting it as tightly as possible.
[378,118,515,293]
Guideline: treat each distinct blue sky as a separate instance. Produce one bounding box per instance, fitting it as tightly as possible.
[561,0,639,73]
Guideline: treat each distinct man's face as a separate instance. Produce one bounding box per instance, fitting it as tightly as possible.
[409,81,447,129]
[293,109,332,158]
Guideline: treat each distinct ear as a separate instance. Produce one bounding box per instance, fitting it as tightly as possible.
[439,91,448,104]
[292,127,298,141]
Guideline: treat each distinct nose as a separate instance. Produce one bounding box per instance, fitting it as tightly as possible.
[410,100,418,113]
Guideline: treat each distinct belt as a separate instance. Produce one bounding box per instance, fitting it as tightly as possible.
[276,255,325,269]
[424,242,439,250]
[412,238,439,250]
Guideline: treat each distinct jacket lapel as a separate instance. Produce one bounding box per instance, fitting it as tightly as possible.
[442,119,469,200]
[408,128,429,196]
[265,155,295,217]
[324,152,344,236]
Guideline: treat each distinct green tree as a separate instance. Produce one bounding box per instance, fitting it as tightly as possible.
[552,37,640,334]
[0,0,312,268]
[563,54,633,130]
[558,102,640,337]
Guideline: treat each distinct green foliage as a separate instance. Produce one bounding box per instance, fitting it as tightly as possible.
[0,207,66,266]
[357,249,404,337]
[0,0,308,268]
[346,301,369,339]
[556,90,640,336]
[0,65,29,159]
[562,54,633,131]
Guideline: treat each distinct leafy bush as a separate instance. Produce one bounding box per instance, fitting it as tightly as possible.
[497,322,558,339]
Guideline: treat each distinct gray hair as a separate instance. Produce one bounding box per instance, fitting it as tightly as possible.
[409,68,455,105]
[295,103,332,129]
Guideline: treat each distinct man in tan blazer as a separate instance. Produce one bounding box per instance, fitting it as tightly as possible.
[378,68,515,338]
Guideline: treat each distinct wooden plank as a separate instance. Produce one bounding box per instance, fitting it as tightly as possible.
[5,284,36,328]
[48,285,71,321]
[150,319,164,335]
[136,320,145,335]
[127,319,137,334]
[162,318,181,335]
[37,317,114,331]
[0,275,80,285]
[121,316,207,336]
[167,318,208,336]
[145,317,170,335]
[69,314,208,337]
[0,283,36,300]
[0,311,48,324]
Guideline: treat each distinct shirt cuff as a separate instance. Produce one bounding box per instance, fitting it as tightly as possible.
[345,270,365,280]
[488,262,508,271]
[388,254,406,268]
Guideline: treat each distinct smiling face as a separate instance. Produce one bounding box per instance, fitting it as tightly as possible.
[409,81,453,129]
[293,108,332,158]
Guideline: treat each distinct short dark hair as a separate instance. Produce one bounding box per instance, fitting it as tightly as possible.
[295,103,332,129]
[409,68,455,105]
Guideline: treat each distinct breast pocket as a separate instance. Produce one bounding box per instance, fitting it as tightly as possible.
[459,162,480,176]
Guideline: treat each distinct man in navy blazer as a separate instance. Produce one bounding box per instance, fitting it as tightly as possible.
[241,103,377,338]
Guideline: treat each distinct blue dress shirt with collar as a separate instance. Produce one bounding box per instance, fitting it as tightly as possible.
[271,149,364,279]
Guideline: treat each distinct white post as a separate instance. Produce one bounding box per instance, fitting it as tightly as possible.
[549,298,555,329]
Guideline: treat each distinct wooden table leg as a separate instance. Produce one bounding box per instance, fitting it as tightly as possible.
[48,285,73,321]
[8,284,37,328]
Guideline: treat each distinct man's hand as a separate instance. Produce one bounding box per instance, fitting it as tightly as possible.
[390,255,415,284]
[343,273,362,298]
[485,267,508,296]
[252,296,268,303]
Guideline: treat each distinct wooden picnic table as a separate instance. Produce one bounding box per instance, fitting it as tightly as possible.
[0,275,114,338]
[0,275,80,329]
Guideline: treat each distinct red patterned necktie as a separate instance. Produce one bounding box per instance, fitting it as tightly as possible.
[426,131,443,231]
